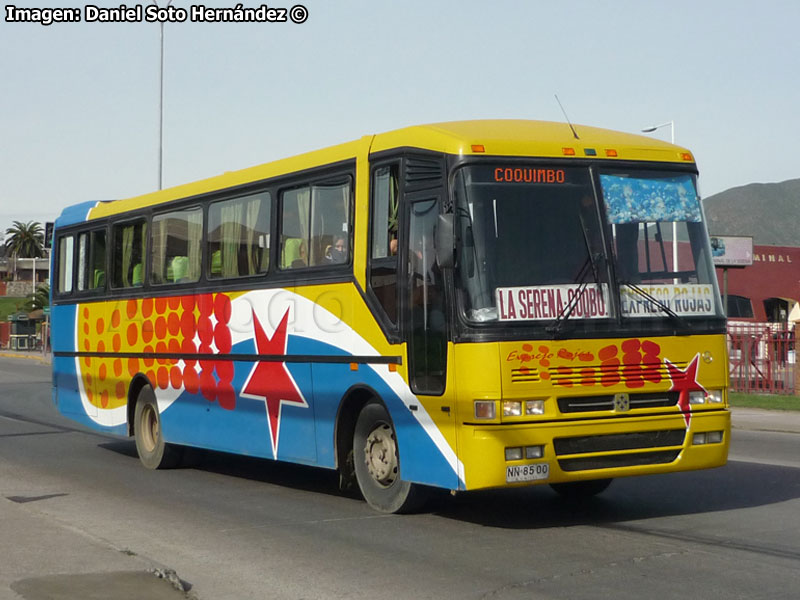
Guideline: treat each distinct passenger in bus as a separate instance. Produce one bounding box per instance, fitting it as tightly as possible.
[292,241,308,268]
[325,236,347,264]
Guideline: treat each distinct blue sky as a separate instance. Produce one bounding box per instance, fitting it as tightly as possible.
[2,0,799,233]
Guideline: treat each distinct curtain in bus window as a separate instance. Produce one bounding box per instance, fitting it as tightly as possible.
[122,225,134,287]
[221,201,242,278]
[297,188,310,264]
[245,197,259,274]
[152,219,167,284]
[601,174,701,224]
[186,210,202,281]
[137,224,146,286]
[259,198,270,272]
[339,183,350,259]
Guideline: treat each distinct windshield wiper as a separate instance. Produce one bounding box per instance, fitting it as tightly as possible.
[547,212,604,339]
[619,281,691,330]
[547,256,596,339]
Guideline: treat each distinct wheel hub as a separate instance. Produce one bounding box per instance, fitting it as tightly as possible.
[141,403,159,453]
[364,423,397,487]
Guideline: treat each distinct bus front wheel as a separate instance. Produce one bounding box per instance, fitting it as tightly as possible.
[134,385,183,470]
[353,401,427,513]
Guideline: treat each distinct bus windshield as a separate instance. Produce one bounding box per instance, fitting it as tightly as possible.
[600,170,722,320]
[454,164,723,325]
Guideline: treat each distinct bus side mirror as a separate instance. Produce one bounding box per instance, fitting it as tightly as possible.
[435,213,455,269]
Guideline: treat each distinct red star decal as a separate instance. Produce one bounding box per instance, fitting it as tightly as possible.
[665,354,706,427]
[240,309,308,458]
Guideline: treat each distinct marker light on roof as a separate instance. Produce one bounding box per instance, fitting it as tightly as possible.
[605,149,618,157]
[471,144,486,153]
[681,152,694,161]
[562,147,576,156]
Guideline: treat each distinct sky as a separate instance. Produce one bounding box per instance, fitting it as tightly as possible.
[2,0,799,237]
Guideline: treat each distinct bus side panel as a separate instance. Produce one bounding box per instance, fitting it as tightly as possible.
[154,336,317,464]
[52,302,127,435]
[157,340,274,460]
[57,288,462,487]
[52,303,83,416]
[307,338,460,489]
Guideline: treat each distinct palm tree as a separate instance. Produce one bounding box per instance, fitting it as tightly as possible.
[23,283,49,312]
[5,221,44,282]
[5,221,44,258]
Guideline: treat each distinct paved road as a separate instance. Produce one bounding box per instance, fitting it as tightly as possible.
[1,356,799,599]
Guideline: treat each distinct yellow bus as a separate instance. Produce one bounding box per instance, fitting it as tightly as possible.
[51,120,729,512]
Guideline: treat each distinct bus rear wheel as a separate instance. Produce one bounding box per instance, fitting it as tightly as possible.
[134,385,183,470]
[353,402,427,513]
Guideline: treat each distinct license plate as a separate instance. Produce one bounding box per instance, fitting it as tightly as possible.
[506,462,550,483]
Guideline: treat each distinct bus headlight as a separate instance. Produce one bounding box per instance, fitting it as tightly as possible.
[693,430,724,445]
[689,391,706,404]
[503,401,522,417]
[690,390,723,405]
[525,445,544,459]
[474,401,496,419]
[525,400,545,415]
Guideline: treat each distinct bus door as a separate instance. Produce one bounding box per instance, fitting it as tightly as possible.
[402,195,458,486]
[369,157,458,488]
[406,197,448,395]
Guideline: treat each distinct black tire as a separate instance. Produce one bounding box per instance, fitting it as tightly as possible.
[133,385,183,470]
[550,478,613,499]
[353,402,428,513]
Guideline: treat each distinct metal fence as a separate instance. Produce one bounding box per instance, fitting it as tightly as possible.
[727,321,795,394]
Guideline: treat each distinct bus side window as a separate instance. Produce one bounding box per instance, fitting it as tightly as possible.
[280,187,310,269]
[151,208,202,285]
[369,164,400,325]
[77,229,106,292]
[112,219,148,288]
[56,235,75,295]
[310,180,351,266]
[280,178,351,270]
[207,192,271,279]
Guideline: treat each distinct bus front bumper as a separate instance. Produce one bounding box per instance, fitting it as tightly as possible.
[458,409,730,491]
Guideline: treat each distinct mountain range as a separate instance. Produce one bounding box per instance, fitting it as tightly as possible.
[702,178,800,247]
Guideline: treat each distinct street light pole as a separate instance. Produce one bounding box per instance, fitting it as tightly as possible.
[153,0,173,190]
[641,120,674,144]
[641,120,678,278]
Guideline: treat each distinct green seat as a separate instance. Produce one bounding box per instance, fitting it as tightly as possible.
[132,263,143,286]
[171,256,188,282]
[93,269,105,289]
[282,238,303,269]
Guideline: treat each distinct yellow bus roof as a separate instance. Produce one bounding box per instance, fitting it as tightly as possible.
[88,119,694,220]
[371,119,692,161]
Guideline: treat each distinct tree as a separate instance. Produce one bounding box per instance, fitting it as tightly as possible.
[5,221,44,259]
[23,283,49,312]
